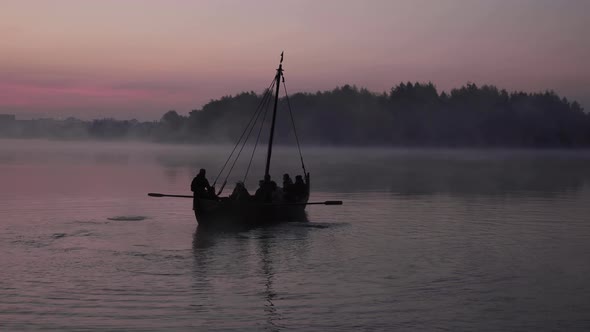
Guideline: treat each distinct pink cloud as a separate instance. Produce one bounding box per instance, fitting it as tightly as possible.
[0,81,188,108]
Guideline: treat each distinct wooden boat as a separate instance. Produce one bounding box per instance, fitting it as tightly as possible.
[194,53,310,228]
[148,53,341,228]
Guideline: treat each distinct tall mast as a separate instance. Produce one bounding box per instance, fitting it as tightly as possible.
[264,52,283,180]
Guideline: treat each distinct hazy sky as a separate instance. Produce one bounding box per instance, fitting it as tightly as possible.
[1,0,589,119]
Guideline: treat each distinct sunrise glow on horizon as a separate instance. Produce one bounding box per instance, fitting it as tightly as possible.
[1,0,589,120]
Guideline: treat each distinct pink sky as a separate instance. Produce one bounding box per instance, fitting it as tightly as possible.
[1,0,589,120]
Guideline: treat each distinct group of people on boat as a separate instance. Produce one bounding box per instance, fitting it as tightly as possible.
[191,168,307,203]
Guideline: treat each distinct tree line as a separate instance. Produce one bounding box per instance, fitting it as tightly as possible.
[1,82,588,147]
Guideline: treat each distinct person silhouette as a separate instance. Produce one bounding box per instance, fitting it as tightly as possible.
[258,175,273,202]
[191,169,212,198]
[293,175,306,200]
[255,180,265,200]
[230,181,250,200]
[283,173,294,201]
[283,173,293,190]
[271,180,283,202]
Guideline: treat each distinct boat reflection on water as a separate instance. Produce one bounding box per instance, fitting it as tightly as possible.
[191,215,313,330]
[258,228,282,331]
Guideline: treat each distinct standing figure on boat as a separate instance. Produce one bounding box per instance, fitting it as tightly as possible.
[191,169,214,198]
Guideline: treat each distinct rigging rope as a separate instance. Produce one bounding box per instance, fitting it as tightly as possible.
[282,76,307,175]
[243,87,273,182]
[222,81,275,187]
[212,67,308,195]
[212,77,276,186]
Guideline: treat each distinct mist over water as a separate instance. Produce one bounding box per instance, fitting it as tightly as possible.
[1,140,590,330]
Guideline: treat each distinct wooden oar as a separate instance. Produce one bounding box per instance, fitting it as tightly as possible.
[147,193,342,206]
[148,193,193,198]
[265,201,343,206]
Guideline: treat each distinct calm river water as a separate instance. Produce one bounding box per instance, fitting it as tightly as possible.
[1,140,590,331]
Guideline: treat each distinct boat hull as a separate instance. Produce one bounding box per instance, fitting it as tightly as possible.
[194,196,309,229]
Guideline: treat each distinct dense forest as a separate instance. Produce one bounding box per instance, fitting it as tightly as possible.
[1,83,588,147]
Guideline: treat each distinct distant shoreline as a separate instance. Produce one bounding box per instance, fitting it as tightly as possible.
[1,83,588,148]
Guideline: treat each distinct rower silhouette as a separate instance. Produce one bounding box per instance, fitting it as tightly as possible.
[191,169,213,198]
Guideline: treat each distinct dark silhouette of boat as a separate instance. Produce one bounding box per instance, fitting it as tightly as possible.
[193,182,310,228]
[149,53,341,228]
[194,53,310,228]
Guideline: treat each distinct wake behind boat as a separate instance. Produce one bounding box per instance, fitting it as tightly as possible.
[149,53,342,228]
